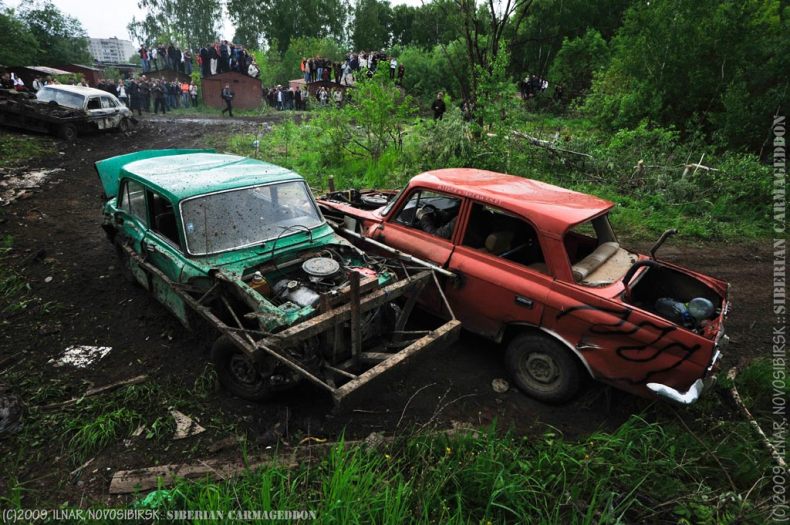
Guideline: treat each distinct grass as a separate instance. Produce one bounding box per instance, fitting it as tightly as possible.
[0,131,55,168]
[231,97,770,240]
[0,235,33,315]
[0,355,780,523]
[134,412,773,523]
[67,408,142,463]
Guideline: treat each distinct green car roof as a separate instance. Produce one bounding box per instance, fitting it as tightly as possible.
[121,153,304,202]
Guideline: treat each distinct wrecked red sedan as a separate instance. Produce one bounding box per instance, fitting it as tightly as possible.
[318,169,731,404]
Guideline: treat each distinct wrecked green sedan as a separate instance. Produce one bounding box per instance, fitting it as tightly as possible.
[96,150,459,403]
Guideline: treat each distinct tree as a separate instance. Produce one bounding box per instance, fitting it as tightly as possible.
[583,0,788,152]
[258,37,345,86]
[440,0,534,106]
[227,0,347,54]
[509,0,631,78]
[548,29,609,100]
[0,7,40,66]
[351,0,392,51]
[16,0,90,65]
[128,0,221,49]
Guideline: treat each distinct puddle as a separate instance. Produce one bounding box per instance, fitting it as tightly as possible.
[0,168,64,206]
[49,345,111,368]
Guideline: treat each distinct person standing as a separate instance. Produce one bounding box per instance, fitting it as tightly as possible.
[183,50,193,75]
[180,81,190,107]
[116,80,128,106]
[199,46,209,77]
[397,64,405,86]
[219,41,230,73]
[189,81,198,107]
[152,81,166,114]
[139,46,150,73]
[128,80,141,116]
[389,57,397,80]
[221,82,234,117]
[209,43,219,76]
[139,78,150,112]
[431,92,446,120]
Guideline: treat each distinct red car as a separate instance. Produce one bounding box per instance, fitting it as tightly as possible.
[318,169,731,404]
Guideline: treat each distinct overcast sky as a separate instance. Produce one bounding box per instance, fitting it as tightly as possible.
[6,0,424,45]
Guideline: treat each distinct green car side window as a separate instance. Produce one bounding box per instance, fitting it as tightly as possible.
[119,180,147,225]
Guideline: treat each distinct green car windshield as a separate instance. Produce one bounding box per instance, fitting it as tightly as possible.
[180,180,324,256]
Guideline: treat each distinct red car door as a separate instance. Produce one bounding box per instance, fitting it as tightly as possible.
[375,187,463,268]
[446,202,551,339]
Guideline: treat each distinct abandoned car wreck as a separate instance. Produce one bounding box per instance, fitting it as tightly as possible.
[0,85,134,140]
[96,150,459,403]
[318,169,731,404]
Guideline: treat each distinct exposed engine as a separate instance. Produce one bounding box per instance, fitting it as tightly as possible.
[245,246,389,314]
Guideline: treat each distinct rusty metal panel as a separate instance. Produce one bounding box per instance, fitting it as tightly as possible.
[201,72,262,110]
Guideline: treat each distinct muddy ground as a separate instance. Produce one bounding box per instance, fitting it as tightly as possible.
[0,120,774,505]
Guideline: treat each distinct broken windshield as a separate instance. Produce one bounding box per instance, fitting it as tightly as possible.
[36,87,85,110]
[181,180,324,256]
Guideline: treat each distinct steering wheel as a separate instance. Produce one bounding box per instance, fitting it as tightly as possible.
[416,203,439,222]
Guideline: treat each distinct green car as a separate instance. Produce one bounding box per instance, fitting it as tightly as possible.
[96,150,459,403]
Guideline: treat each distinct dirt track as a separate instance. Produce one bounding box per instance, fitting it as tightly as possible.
[0,120,774,504]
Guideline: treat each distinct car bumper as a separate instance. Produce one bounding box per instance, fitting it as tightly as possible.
[646,335,728,404]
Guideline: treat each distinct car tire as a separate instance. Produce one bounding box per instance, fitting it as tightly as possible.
[118,118,130,132]
[505,333,581,403]
[57,123,77,141]
[211,336,272,401]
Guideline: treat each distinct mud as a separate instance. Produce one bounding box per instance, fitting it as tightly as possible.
[0,118,773,505]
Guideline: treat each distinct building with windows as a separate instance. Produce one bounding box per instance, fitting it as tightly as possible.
[88,37,136,64]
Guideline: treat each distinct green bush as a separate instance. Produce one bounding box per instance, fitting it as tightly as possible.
[549,29,610,101]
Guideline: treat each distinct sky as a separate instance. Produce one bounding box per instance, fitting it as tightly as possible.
[6,0,425,45]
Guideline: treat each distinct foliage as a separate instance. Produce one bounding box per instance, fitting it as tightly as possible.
[246,94,770,239]
[510,0,631,77]
[67,408,141,462]
[0,7,41,66]
[0,131,54,168]
[237,70,417,188]
[128,0,221,49]
[227,0,347,54]
[583,0,788,152]
[140,412,773,523]
[351,0,392,51]
[548,29,610,101]
[397,42,466,107]
[256,37,345,87]
[15,0,91,65]
[390,1,463,49]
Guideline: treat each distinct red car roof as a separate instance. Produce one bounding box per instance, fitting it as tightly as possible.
[411,168,615,237]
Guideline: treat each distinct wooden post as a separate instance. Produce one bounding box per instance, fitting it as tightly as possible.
[328,175,336,192]
[350,271,361,361]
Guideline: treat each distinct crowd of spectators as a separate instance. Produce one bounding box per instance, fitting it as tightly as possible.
[263,84,346,111]
[138,41,259,79]
[519,74,549,99]
[300,51,405,86]
[95,77,199,114]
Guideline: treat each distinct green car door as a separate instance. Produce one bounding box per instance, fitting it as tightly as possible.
[114,178,150,289]
[141,188,189,326]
